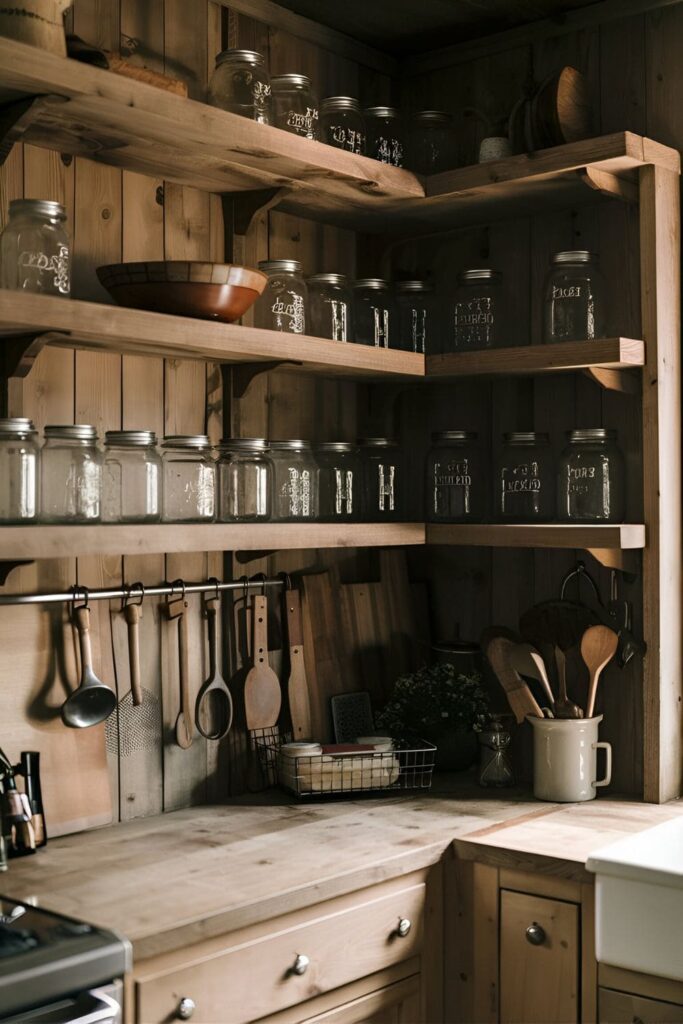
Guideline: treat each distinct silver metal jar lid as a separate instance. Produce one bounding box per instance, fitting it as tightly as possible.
[258,259,303,275]
[414,110,452,124]
[105,430,157,447]
[357,437,398,447]
[567,428,617,442]
[321,96,360,112]
[10,198,66,220]
[269,439,312,450]
[397,280,433,293]
[458,268,502,282]
[364,106,400,119]
[0,417,36,436]
[271,73,312,89]
[552,250,598,264]
[44,424,97,441]
[214,48,265,67]
[353,278,389,291]
[504,431,549,444]
[307,273,348,286]
[314,441,355,452]
[162,435,211,448]
[218,437,269,450]
[431,430,477,442]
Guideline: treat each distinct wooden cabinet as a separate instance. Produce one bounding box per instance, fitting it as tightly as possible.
[599,987,683,1023]
[259,974,423,1024]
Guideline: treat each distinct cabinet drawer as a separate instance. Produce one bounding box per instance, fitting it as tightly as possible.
[136,882,425,1024]
[599,986,683,1023]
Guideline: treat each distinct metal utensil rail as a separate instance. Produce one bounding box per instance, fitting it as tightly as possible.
[0,575,286,606]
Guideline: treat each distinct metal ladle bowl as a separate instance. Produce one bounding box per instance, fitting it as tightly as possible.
[61,604,117,729]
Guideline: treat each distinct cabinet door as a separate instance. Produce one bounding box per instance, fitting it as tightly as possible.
[298,976,422,1024]
[599,986,683,1023]
[500,890,579,1024]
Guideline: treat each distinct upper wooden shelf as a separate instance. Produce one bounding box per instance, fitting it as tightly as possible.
[426,523,646,550]
[0,40,678,233]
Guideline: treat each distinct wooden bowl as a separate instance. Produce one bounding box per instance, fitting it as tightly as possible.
[96,261,267,322]
[533,67,594,147]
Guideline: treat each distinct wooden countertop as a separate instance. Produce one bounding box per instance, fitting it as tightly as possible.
[5,779,683,961]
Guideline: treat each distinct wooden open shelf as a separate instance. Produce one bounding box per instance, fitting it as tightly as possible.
[426,523,646,551]
[0,39,678,233]
[427,338,645,381]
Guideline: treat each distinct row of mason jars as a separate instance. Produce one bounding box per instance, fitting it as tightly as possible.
[0,422,406,525]
[427,429,626,524]
[208,48,453,172]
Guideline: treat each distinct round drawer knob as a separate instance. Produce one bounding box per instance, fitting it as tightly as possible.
[293,953,310,976]
[397,918,412,938]
[525,922,546,946]
[177,997,196,1020]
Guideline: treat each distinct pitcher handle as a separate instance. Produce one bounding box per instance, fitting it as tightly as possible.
[593,741,612,788]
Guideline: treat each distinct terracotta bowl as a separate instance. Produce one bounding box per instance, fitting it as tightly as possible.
[96,261,267,322]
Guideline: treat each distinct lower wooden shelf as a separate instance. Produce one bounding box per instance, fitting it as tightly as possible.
[426,522,646,550]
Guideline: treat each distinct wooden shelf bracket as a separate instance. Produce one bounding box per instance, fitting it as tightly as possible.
[582,366,641,393]
[0,330,64,379]
[231,359,303,398]
[576,166,639,204]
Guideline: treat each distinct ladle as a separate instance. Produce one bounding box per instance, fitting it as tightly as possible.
[61,605,116,728]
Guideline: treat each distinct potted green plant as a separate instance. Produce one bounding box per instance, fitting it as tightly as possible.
[376,663,490,772]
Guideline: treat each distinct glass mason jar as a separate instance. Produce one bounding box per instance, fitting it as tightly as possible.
[543,250,607,343]
[217,437,272,523]
[426,431,483,523]
[364,107,404,166]
[161,436,215,523]
[558,429,626,523]
[407,110,456,174]
[352,278,394,348]
[452,269,503,350]
[271,74,319,140]
[102,430,161,524]
[270,440,319,521]
[0,199,70,296]
[319,96,365,154]
[208,49,272,124]
[396,280,435,353]
[0,418,39,523]
[314,442,360,521]
[255,259,307,334]
[307,272,352,342]
[495,432,555,523]
[359,438,403,521]
[40,425,102,523]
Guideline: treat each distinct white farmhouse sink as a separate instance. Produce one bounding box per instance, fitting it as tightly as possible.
[587,816,683,982]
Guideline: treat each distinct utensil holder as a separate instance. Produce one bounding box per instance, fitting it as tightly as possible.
[527,714,611,802]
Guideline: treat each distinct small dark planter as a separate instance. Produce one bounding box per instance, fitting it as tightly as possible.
[424,725,479,772]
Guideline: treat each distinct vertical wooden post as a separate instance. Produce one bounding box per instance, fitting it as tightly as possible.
[640,163,682,802]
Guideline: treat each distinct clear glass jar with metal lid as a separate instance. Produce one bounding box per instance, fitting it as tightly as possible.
[558,428,625,523]
[0,418,39,523]
[102,430,161,524]
[407,111,456,174]
[315,442,360,521]
[320,96,365,154]
[495,432,554,523]
[255,259,307,334]
[307,273,352,342]
[161,436,215,523]
[359,438,403,521]
[452,269,503,350]
[396,280,435,354]
[217,438,272,523]
[352,278,394,348]
[40,424,102,523]
[426,431,483,523]
[271,74,319,140]
[208,48,272,124]
[364,107,404,166]
[0,199,70,296]
[543,250,606,343]
[270,440,319,521]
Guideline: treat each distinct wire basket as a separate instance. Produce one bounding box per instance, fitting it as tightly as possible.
[273,740,436,799]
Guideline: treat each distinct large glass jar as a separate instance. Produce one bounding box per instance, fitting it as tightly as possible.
[307,273,352,342]
[271,74,319,140]
[0,418,39,523]
[352,278,394,348]
[161,436,215,523]
[102,430,161,524]
[40,425,102,523]
[364,107,404,167]
[255,259,307,334]
[208,49,271,124]
[452,269,503,350]
[217,437,272,522]
[315,442,360,521]
[495,432,554,522]
[0,199,70,296]
[543,250,606,343]
[407,111,456,174]
[270,440,319,521]
[396,280,435,353]
[558,429,625,523]
[359,438,403,521]
[426,431,483,523]
[320,96,365,154]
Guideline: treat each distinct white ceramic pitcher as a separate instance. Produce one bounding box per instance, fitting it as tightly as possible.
[527,714,612,802]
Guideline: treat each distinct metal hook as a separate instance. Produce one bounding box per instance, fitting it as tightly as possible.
[70,584,89,610]
[123,581,145,610]
[166,578,186,606]
[560,560,602,605]
[240,574,249,604]
[279,571,292,591]
[252,571,267,596]
[205,577,221,608]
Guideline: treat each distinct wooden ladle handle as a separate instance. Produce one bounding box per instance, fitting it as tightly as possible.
[124,603,142,706]
[74,605,93,677]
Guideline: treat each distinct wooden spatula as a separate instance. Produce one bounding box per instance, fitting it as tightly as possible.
[554,645,583,718]
[581,625,618,718]
[244,594,281,731]
[508,641,555,711]
[284,588,312,741]
[484,636,544,724]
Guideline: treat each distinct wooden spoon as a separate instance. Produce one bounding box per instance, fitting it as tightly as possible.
[284,588,312,741]
[244,594,281,731]
[167,597,193,749]
[581,625,618,718]
[554,646,583,718]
